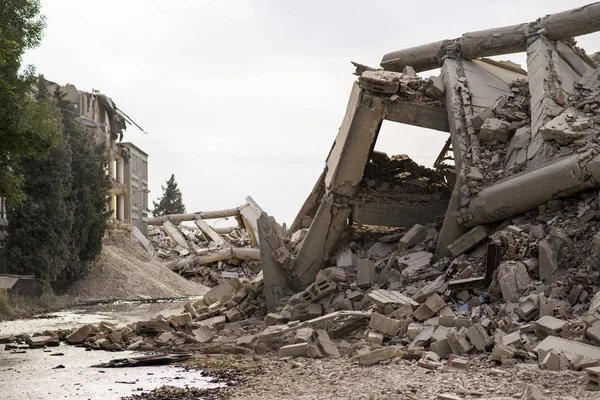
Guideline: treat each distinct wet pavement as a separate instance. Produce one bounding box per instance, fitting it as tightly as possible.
[0,298,199,336]
[0,298,220,400]
[0,344,221,399]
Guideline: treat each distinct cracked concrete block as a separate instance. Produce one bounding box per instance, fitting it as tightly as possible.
[413,294,447,321]
[447,225,489,257]
[587,321,600,344]
[66,324,93,344]
[367,331,384,345]
[307,330,339,358]
[279,343,309,358]
[479,118,512,142]
[466,323,492,351]
[399,224,427,248]
[491,344,516,361]
[355,346,402,366]
[497,261,532,302]
[356,258,374,289]
[431,337,452,358]
[586,366,600,391]
[369,313,401,336]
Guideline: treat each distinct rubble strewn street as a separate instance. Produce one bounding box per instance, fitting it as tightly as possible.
[4,2,600,400]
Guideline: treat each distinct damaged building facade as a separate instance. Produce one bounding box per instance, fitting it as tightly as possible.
[47,82,149,235]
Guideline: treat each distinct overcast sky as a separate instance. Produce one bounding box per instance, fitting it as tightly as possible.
[23,0,599,225]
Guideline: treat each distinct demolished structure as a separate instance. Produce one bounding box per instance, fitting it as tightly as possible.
[139,197,264,287]
[46,81,149,235]
[11,3,600,396]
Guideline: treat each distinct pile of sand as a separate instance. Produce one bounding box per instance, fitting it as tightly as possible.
[65,233,208,301]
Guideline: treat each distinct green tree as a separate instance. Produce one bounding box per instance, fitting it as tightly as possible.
[55,87,110,281]
[5,80,73,282]
[6,79,110,283]
[153,174,186,217]
[0,0,60,205]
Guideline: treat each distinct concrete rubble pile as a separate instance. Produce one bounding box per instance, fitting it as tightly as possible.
[1,273,265,352]
[8,3,600,395]
[138,196,264,287]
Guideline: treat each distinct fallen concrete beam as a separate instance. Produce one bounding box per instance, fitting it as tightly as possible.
[148,206,243,225]
[385,101,449,133]
[351,202,446,228]
[194,218,226,246]
[381,2,600,72]
[165,247,261,271]
[162,220,189,249]
[464,151,600,227]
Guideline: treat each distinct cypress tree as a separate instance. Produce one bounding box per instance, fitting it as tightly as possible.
[152,174,186,217]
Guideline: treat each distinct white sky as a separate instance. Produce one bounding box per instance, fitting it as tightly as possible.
[23,0,599,225]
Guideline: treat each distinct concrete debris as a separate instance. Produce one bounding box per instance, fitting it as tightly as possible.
[146,197,264,288]
[14,7,600,391]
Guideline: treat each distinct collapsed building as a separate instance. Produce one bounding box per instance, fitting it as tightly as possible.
[13,3,600,396]
[260,2,600,308]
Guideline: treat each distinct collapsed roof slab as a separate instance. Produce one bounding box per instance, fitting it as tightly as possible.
[381,2,600,73]
[385,102,449,132]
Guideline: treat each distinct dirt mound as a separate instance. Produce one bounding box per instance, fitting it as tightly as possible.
[65,233,208,301]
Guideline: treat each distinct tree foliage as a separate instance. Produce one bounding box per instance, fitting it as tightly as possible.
[0,0,60,205]
[6,79,110,283]
[153,174,186,217]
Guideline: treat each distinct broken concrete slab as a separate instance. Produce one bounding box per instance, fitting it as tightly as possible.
[399,224,427,248]
[447,225,489,257]
[369,313,401,336]
[534,336,600,361]
[354,346,402,366]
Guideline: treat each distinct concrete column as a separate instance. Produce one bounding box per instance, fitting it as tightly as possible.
[118,195,125,221]
[110,194,117,218]
[525,35,564,167]
[117,157,125,184]
[290,83,388,288]
[435,58,469,257]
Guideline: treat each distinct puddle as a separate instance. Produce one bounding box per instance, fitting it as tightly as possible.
[0,344,221,400]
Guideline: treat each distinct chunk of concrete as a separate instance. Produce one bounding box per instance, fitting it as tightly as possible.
[479,118,512,142]
[279,343,309,358]
[66,324,93,344]
[447,225,489,257]
[413,294,446,321]
[192,326,216,344]
[307,330,339,358]
[535,315,566,337]
[534,336,600,361]
[466,323,492,351]
[356,258,374,289]
[264,313,285,327]
[497,261,532,302]
[399,224,427,248]
[538,240,558,283]
[369,313,401,336]
[354,346,402,366]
